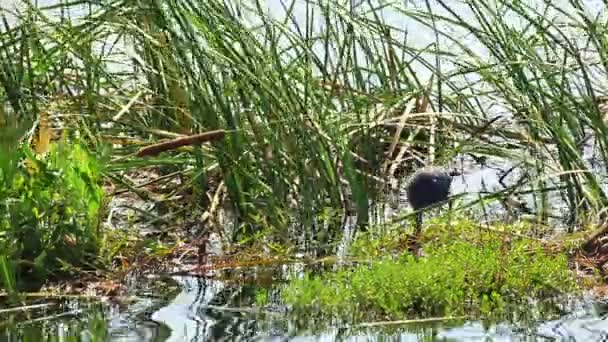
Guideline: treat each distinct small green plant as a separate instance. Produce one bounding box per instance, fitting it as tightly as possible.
[256,289,269,307]
[0,255,20,303]
[283,218,579,323]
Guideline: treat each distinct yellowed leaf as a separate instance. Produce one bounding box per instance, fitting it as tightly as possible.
[33,110,51,156]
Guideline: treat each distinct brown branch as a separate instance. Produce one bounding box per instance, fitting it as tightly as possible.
[582,222,608,255]
[135,129,226,157]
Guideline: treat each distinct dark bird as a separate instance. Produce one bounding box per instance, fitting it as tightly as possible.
[405,167,455,236]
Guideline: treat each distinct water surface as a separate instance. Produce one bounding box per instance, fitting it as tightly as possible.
[3,272,608,341]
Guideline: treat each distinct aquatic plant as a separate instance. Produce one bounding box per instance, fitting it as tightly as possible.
[0,0,607,266]
[284,217,579,322]
[0,140,106,288]
[1,302,109,341]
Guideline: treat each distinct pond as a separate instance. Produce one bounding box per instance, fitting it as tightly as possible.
[2,271,608,341]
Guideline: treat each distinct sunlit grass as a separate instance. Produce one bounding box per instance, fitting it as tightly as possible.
[284,216,580,323]
[0,138,107,290]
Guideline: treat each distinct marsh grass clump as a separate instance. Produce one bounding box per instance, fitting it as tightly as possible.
[3,0,608,297]
[284,218,578,323]
[6,0,608,250]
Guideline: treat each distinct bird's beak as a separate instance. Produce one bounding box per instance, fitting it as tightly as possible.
[448,169,461,177]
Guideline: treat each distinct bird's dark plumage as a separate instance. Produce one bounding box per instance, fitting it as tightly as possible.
[406,168,453,235]
[406,168,452,210]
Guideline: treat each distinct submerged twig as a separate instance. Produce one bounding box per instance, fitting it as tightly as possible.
[203,304,282,317]
[0,303,55,315]
[354,315,470,328]
[14,309,83,327]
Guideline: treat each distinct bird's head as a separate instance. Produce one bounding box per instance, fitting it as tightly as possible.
[424,167,456,190]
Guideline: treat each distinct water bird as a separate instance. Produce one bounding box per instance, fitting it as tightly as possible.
[405,167,455,236]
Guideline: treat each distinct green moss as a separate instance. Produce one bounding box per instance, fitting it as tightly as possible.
[283,217,579,322]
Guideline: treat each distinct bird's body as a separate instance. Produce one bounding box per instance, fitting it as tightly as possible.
[405,168,453,235]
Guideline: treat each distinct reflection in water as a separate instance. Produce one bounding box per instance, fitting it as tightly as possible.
[2,275,608,341]
[149,276,608,341]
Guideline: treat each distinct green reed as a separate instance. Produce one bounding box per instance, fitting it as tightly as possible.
[1,0,607,249]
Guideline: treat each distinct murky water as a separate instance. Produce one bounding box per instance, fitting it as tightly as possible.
[2,272,608,341]
[148,276,608,341]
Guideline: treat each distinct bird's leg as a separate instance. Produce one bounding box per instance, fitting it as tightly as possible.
[414,211,423,237]
[413,211,424,257]
[447,199,453,229]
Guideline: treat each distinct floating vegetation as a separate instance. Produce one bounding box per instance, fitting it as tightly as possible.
[284,217,580,323]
